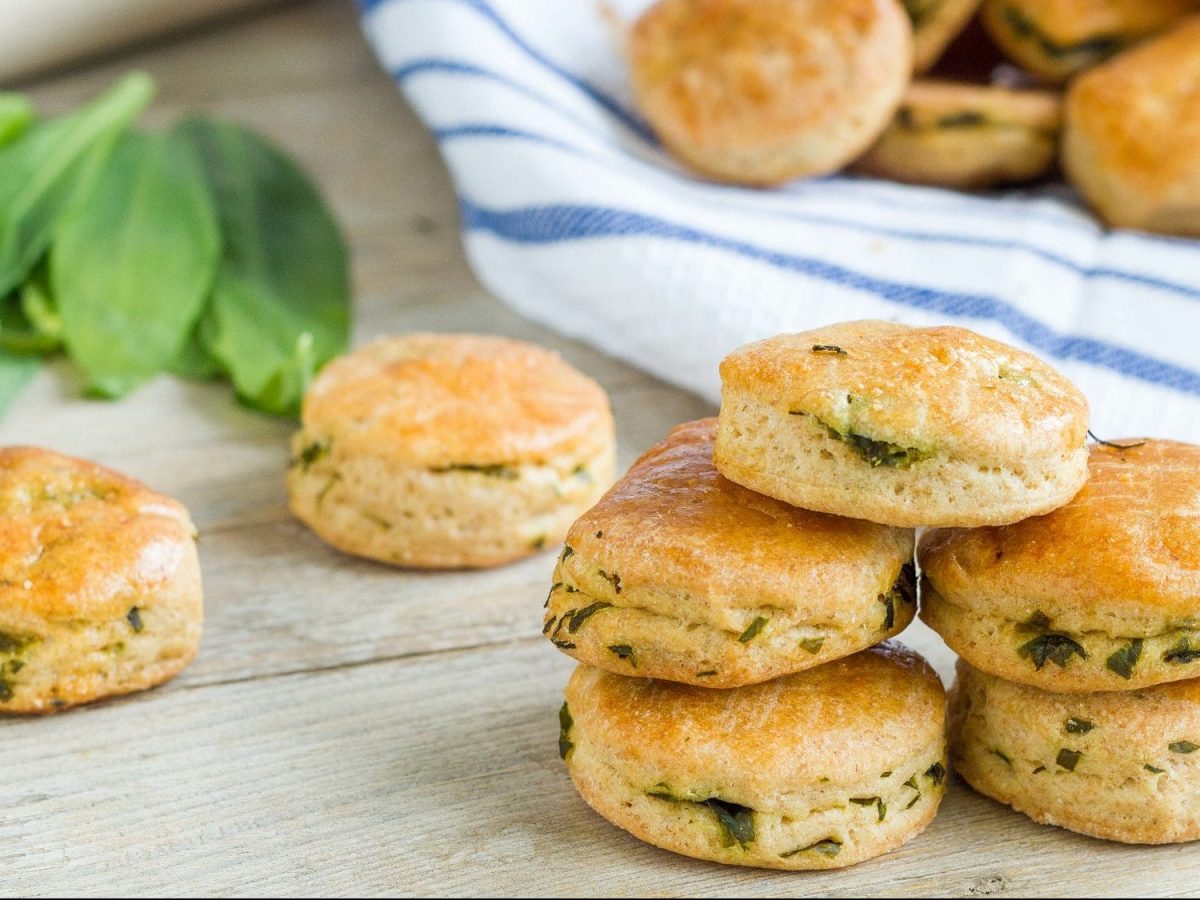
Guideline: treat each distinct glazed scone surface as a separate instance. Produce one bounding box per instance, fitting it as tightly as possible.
[854,80,1063,189]
[288,334,615,568]
[714,321,1090,527]
[951,660,1200,843]
[628,0,913,185]
[563,645,948,869]
[902,0,982,73]
[922,439,1200,693]
[544,419,915,687]
[981,0,1200,83]
[1063,17,1200,237]
[0,447,203,714]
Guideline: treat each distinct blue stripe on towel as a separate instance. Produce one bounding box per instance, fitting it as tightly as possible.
[431,123,1200,303]
[459,199,1200,396]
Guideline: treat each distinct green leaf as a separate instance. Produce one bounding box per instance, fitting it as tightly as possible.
[176,117,350,418]
[51,128,220,398]
[1106,639,1143,680]
[1056,749,1082,771]
[738,616,768,644]
[0,350,38,419]
[558,702,573,761]
[0,73,153,298]
[0,94,34,147]
[1018,633,1087,670]
[0,291,58,355]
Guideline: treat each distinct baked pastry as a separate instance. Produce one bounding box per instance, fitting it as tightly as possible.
[981,0,1199,84]
[713,321,1090,528]
[628,0,913,185]
[923,438,1200,693]
[854,80,1062,189]
[902,0,983,73]
[288,334,615,569]
[544,419,915,688]
[562,644,947,869]
[951,660,1200,843]
[1063,17,1200,237]
[0,447,202,714]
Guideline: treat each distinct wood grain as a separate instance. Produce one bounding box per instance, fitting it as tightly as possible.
[1,1,1196,895]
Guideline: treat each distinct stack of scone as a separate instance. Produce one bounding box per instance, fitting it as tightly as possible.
[545,319,1103,868]
[923,439,1200,844]
[623,0,1200,237]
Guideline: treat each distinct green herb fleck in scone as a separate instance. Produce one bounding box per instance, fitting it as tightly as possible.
[543,419,916,688]
[562,643,947,870]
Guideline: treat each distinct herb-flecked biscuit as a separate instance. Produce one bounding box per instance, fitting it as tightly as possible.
[628,0,912,185]
[923,439,1200,693]
[854,80,1062,189]
[0,447,203,714]
[561,645,948,870]
[901,0,983,73]
[288,334,615,569]
[950,660,1200,843]
[1063,17,1200,237]
[713,321,1090,528]
[981,0,1199,84]
[544,419,915,688]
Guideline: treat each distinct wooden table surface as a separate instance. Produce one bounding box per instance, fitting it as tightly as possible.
[4,2,1196,896]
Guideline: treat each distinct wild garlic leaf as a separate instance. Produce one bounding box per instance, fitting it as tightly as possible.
[0,94,34,147]
[0,73,153,298]
[51,129,220,398]
[176,117,350,418]
[0,291,58,355]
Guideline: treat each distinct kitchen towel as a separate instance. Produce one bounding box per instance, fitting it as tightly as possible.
[361,0,1200,442]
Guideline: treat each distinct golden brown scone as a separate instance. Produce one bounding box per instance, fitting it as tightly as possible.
[0,447,202,714]
[288,334,615,569]
[713,321,1090,528]
[1063,18,1200,237]
[854,80,1062,189]
[544,419,915,688]
[923,439,1200,693]
[628,0,913,185]
[981,0,1200,83]
[951,660,1200,844]
[902,0,983,72]
[562,645,947,869]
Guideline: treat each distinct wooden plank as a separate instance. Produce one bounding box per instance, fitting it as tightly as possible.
[0,638,1192,898]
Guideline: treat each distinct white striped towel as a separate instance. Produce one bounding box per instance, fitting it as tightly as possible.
[360,0,1200,442]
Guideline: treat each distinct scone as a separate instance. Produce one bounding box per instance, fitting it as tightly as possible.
[854,80,1062,189]
[923,439,1200,693]
[951,660,1200,843]
[1063,17,1200,237]
[713,321,1090,528]
[628,0,912,185]
[902,0,982,73]
[981,0,1199,83]
[544,419,915,688]
[0,447,202,714]
[561,644,948,870]
[288,334,615,569]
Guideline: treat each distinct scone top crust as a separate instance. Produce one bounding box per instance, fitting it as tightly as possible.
[567,643,944,794]
[0,447,197,626]
[300,334,614,468]
[628,0,912,163]
[993,0,1199,44]
[898,80,1063,131]
[720,321,1089,467]
[1067,17,1200,203]
[922,440,1200,629]
[562,419,913,615]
